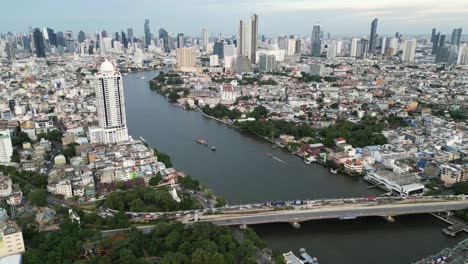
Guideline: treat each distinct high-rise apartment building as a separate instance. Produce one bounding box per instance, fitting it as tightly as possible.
[350,38,359,57]
[0,130,13,163]
[202,28,208,51]
[259,54,276,72]
[457,44,468,65]
[356,39,369,59]
[176,47,196,68]
[401,38,416,62]
[213,41,224,58]
[432,32,440,54]
[311,24,321,57]
[369,18,378,51]
[89,60,128,144]
[250,13,258,62]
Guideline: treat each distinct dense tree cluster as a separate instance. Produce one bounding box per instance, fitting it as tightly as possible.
[25,220,266,264]
[202,104,242,120]
[11,131,32,148]
[386,114,409,129]
[237,120,316,139]
[297,72,322,83]
[178,176,200,190]
[37,130,64,143]
[103,186,200,212]
[320,117,388,147]
[0,165,47,195]
[249,106,269,120]
[154,150,173,168]
[60,142,80,162]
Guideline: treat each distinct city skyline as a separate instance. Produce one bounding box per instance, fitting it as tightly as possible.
[1,0,467,36]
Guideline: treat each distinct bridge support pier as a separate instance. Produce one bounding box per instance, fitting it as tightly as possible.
[239,224,247,230]
[289,222,301,229]
[382,216,396,223]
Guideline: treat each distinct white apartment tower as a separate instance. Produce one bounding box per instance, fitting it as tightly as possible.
[401,38,416,62]
[0,130,13,163]
[350,38,360,57]
[202,28,208,51]
[89,60,128,144]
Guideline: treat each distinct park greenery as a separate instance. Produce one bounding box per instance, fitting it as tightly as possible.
[237,119,317,139]
[0,165,47,195]
[202,104,242,120]
[179,175,201,191]
[103,186,200,212]
[320,117,388,147]
[155,150,173,168]
[23,216,268,264]
[37,130,64,143]
[11,131,32,148]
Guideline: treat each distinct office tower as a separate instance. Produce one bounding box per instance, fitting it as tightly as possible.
[65,31,73,39]
[311,24,321,57]
[259,54,276,72]
[144,19,151,48]
[168,36,177,51]
[21,35,32,52]
[327,41,337,59]
[439,34,446,48]
[101,30,108,38]
[350,38,359,57]
[356,39,369,59]
[436,45,458,63]
[431,28,436,43]
[89,60,128,144]
[250,13,258,62]
[234,56,253,73]
[5,42,15,60]
[65,38,76,53]
[56,31,65,47]
[287,37,296,56]
[401,38,416,62]
[88,44,94,55]
[114,32,120,42]
[213,41,224,58]
[121,31,128,48]
[159,28,169,53]
[369,18,378,51]
[77,30,86,43]
[451,28,462,46]
[32,28,46,57]
[388,37,398,56]
[295,39,302,54]
[0,130,13,163]
[202,28,208,51]
[127,28,134,39]
[47,28,57,46]
[177,33,185,48]
[457,44,468,65]
[380,37,387,55]
[432,32,440,54]
[176,47,196,68]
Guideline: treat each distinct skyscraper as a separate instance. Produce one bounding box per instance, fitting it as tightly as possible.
[202,28,208,51]
[78,30,86,43]
[311,24,321,57]
[32,28,46,58]
[47,28,57,46]
[431,28,436,43]
[56,31,65,47]
[213,41,224,58]
[369,18,378,51]
[451,28,462,46]
[457,44,468,65]
[176,47,196,68]
[401,38,416,62]
[439,34,446,48]
[237,20,250,57]
[89,60,128,144]
[159,28,169,53]
[177,33,185,48]
[121,31,128,49]
[350,38,359,57]
[432,32,440,54]
[356,39,369,59]
[127,28,134,39]
[144,19,151,48]
[259,54,276,72]
[250,13,258,62]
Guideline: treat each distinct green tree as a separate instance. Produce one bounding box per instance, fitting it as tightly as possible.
[12,132,32,148]
[27,189,47,207]
[149,173,163,186]
[215,197,227,207]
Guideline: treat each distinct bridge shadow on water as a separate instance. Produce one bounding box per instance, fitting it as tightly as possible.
[253,214,468,264]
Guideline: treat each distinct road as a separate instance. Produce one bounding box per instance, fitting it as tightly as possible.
[189,200,468,226]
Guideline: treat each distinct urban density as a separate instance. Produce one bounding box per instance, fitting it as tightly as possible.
[0,1,467,263]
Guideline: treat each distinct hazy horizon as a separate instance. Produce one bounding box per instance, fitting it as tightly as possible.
[2,0,467,37]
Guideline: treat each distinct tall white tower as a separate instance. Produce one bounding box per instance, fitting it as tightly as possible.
[89,60,128,144]
[202,28,208,52]
[401,38,416,62]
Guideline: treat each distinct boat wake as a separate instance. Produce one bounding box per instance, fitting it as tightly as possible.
[273,157,287,164]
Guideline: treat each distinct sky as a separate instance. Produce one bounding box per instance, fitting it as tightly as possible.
[2,0,467,37]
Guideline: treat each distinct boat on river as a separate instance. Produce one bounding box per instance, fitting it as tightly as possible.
[196,139,208,145]
[330,168,338,174]
[211,146,216,151]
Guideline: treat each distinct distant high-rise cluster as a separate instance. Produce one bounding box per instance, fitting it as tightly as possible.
[237,14,259,63]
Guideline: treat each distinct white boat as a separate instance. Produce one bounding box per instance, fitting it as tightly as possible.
[140,76,146,80]
[330,168,338,174]
[304,156,316,164]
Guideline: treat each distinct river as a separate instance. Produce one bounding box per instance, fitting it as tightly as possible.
[124,70,466,264]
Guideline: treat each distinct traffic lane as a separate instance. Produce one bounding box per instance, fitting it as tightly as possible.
[201,203,468,226]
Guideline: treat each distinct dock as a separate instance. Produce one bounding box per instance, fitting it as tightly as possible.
[431,212,468,236]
